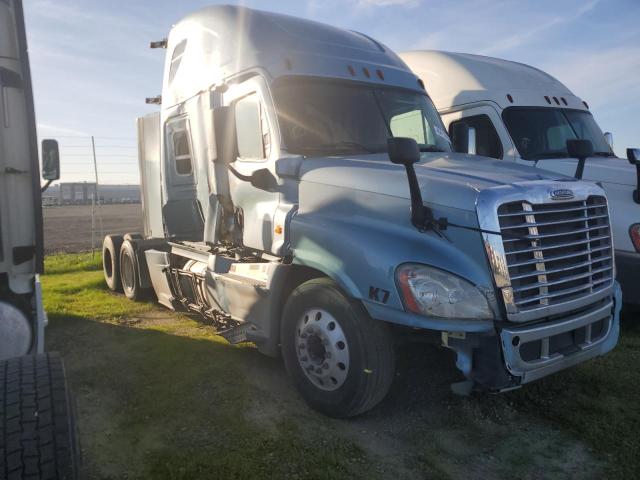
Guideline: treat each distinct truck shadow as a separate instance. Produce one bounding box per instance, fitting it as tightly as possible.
[46,308,615,479]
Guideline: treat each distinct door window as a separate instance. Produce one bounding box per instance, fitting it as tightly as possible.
[235,93,270,160]
[449,114,503,159]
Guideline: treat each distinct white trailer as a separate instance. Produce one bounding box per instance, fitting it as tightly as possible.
[400,50,640,305]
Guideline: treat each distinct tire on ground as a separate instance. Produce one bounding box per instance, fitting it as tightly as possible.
[0,353,79,480]
[281,278,395,418]
[119,239,146,301]
[102,234,123,292]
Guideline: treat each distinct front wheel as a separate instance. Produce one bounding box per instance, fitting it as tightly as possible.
[0,353,79,479]
[281,278,395,418]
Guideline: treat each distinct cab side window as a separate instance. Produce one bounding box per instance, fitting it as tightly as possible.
[449,114,503,159]
[234,93,271,160]
[167,118,194,176]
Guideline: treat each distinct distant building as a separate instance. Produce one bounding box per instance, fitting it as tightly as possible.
[42,183,141,206]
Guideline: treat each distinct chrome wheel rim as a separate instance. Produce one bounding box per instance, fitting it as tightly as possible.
[121,252,135,292]
[296,308,350,391]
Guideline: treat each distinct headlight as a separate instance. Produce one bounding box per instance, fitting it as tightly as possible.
[396,263,493,319]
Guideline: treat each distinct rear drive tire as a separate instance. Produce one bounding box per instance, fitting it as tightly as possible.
[281,278,395,418]
[123,232,143,242]
[119,240,145,301]
[0,353,79,480]
[102,235,123,292]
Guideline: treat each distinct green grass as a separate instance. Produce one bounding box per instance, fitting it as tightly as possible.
[42,253,640,479]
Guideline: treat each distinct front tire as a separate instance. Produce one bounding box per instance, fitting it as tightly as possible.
[0,353,79,479]
[281,278,395,418]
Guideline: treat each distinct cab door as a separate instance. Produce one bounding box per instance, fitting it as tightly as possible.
[161,114,204,240]
[224,76,281,253]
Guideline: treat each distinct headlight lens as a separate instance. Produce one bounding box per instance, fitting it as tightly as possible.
[396,263,493,319]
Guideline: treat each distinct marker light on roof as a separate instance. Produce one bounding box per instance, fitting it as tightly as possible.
[376,69,384,80]
[347,65,356,76]
[362,67,371,78]
[553,96,560,105]
[561,97,568,105]
[544,96,551,104]
[507,94,513,103]
[583,101,589,109]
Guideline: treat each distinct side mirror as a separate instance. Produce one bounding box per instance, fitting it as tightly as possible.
[566,139,593,179]
[387,137,420,165]
[604,132,613,150]
[213,106,236,165]
[41,139,60,181]
[249,168,278,190]
[627,149,640,204]
[450,122,469,154]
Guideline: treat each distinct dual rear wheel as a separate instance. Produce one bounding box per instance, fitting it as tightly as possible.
[102,234,146,301]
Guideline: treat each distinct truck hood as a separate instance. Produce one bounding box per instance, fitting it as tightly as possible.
[530,156,635,187]
[298,152,573,212]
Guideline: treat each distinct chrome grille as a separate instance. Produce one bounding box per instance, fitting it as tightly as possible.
[497,196,613,313]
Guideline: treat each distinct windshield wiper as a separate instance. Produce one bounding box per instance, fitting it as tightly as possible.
[529,152,570,160]
[330,141,379,153]
[419,145,445,153]
[593,151,615,157]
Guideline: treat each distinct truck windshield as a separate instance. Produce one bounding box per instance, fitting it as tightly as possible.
[272,78,452,156]
[502,107,614,160]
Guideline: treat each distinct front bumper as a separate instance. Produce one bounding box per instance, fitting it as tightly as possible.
[444,282,621,391]
[615,250,640,305]
[499,283,621,384]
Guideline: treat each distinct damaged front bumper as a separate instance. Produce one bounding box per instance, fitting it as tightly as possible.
[445,282,622,391]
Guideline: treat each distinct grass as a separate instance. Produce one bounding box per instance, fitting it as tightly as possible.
[42,253,640,479]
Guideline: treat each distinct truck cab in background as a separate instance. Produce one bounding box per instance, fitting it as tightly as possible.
[105,6,621,418]
[400,50,640,307]
[1,1,78,478]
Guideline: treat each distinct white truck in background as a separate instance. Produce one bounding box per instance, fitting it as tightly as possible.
[1,1,78,478]
[400,50,640,307]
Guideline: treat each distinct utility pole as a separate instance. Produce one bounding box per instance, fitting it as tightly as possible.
[91,136,104,250]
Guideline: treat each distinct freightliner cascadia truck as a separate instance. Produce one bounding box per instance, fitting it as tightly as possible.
[103,6,621,417]
[400,50,640,307]
[1,1,78,478]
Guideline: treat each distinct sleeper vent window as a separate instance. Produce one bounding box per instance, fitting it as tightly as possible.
[168,40,187,84]
[171,126,193,175]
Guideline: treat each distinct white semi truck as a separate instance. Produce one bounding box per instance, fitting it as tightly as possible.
[104,6,621,417]
[400,50,640,306]
[0,1,78,478]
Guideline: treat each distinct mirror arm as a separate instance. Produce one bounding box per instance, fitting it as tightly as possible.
[40,179,53,193]
[403,163,428,229]
[575,157,586,179]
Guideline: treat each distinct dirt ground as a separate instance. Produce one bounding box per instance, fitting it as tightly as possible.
[43,204,143,253]
[42,254,639,479]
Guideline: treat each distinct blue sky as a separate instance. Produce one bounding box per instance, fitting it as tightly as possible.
[24,0,640,183]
